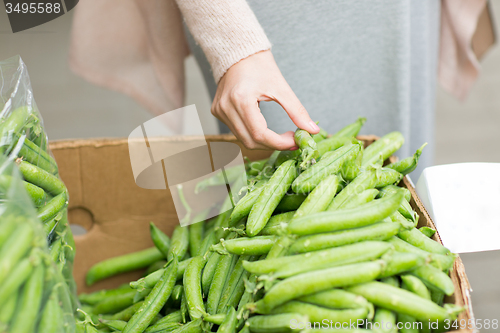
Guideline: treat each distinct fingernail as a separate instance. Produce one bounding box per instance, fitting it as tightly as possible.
[290,146,298,151]
[309,121,320,132]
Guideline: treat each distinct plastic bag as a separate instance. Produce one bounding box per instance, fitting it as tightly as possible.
[0,155,76,332]
[0,56,78,310]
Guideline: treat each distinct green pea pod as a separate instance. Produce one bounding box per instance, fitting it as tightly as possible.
[0,175,47,207]
[207,253,235,315]
[419,227,436,238]
[146,260,168,275]
[204,313,226,325]
[398,228,450,256]
[292,144,360,194]
[378,252,426,278]
[259,211,295,236]
[340,146,363,181]
[0,106,31,154]
[10,263,45,333]
[183,256,208,319]
[195,167,241,193]
[150,222,171,258]
[0,217,17,245]
[411,265,455,296]
[198,229,217,257]
[212,236,276,256]
[289,221,400,253]
[79,285,133,305]
[379,185,415,221]
[389,211,414,230]
[346,281,461,322]
[294,128,319,169]
[16,136,58,174]
[86,247,164,286]
[167,225,190,261]
[171,318,203,333]
[361,131,405,167]
[38,286,65,333]
[375,168,403,188]
[190,222,205,257]
[92,290,136,314]
[130,258,191,290]
[43,213,62,236]
[111,301,144,321]
[274,193,307,214]
[246,159,267,176]
[327,168,379,210]
[217,307,238,333]
[145,310,182,332]
[266,236,294,259]
[330,117,367,139]
[17,160,67,196]
[293,174,340,220]
[37,191,67,223]
[247,160,297,237]
[254,261,383,312]
[0,223,34,286]
[271,300,368,324]
[202,251,222,296]
[123,258,178,333]
[316,136,358,157]
[247,313,308,333]
[341,189,379,209]
[387,143,427,175]
[0,291,17,327]
[229,181,267,225]
[299,289,372,311]
[102,320,127,331]
[401,274,431,300]
[372,307,397,333]
[288,190,404,235]
[275,131,326,167]
[398,313,419,333]
[0,257,33,305]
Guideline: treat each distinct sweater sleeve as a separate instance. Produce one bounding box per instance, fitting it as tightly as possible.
[175,0,272,83]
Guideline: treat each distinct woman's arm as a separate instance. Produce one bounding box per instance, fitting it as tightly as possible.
[176,0,319,150]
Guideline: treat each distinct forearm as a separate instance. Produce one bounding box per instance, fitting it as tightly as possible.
[175,0,271,82]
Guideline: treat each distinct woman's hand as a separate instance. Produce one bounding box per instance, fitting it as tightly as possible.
[211,50,319,150]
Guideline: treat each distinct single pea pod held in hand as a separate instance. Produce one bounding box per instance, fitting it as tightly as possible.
[294,128,319,169]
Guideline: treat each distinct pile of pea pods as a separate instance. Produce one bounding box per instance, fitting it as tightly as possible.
[0,106,79,308]
[81,118,462,333]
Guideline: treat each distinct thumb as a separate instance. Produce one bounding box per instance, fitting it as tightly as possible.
[273,85,319,134]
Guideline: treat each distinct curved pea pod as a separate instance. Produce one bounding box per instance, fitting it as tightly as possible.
[10,263,45,333]
[292,144,360,194]
[229,181,267,225]
[288,190,404,236]
[258,241,391,278]
[293,174,340,220]
[386,237,455,271]
[38,287,65,333]
[289,221,400,253]
[212,236,276,256]
[150,222,171,258]
[86,247,164,286]
[207,253,235,315]
[346,281,462,322]
[411,265,455,296]
[17,160,67,196]
[294,128,319,169]
[274,193,307,214]
[419,227,436,238]
[184,256,208,319]
[16,136,58,174]
[361,131,404,167]
[327,168,379,210]
[254,261,384,312]
[374,168,403,188]
[202,251,221,296]
[299,289,373,312]
[401,274,431,300]
[398,228,450,256]
[247,160,297,237]
[0,257,33,305]
[123,258,178,333]
[37,191,67,223]
[387,143,427,175]
[0,106,31,153]
[275,131,326,167]
[259,211,295,236]
[341,189,379,209]
[167,225,190,261]
[0,223,34,286]
[247,313,308,333]
[389,211,414,230]
[331,117,367,139]
[273,300,369,323]
[217,307,238,333]
[378,252,426,278]
[247,158,267,176]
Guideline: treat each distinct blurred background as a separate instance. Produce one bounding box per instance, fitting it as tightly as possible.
[1,3,499,322]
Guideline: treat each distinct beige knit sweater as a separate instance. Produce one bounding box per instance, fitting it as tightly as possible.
[69,0,492,133]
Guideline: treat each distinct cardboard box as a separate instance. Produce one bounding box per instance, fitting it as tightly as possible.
[50,135,475,332]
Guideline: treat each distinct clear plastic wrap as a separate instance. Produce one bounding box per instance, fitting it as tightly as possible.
[0,55,78,317]
[0,154,75,332]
